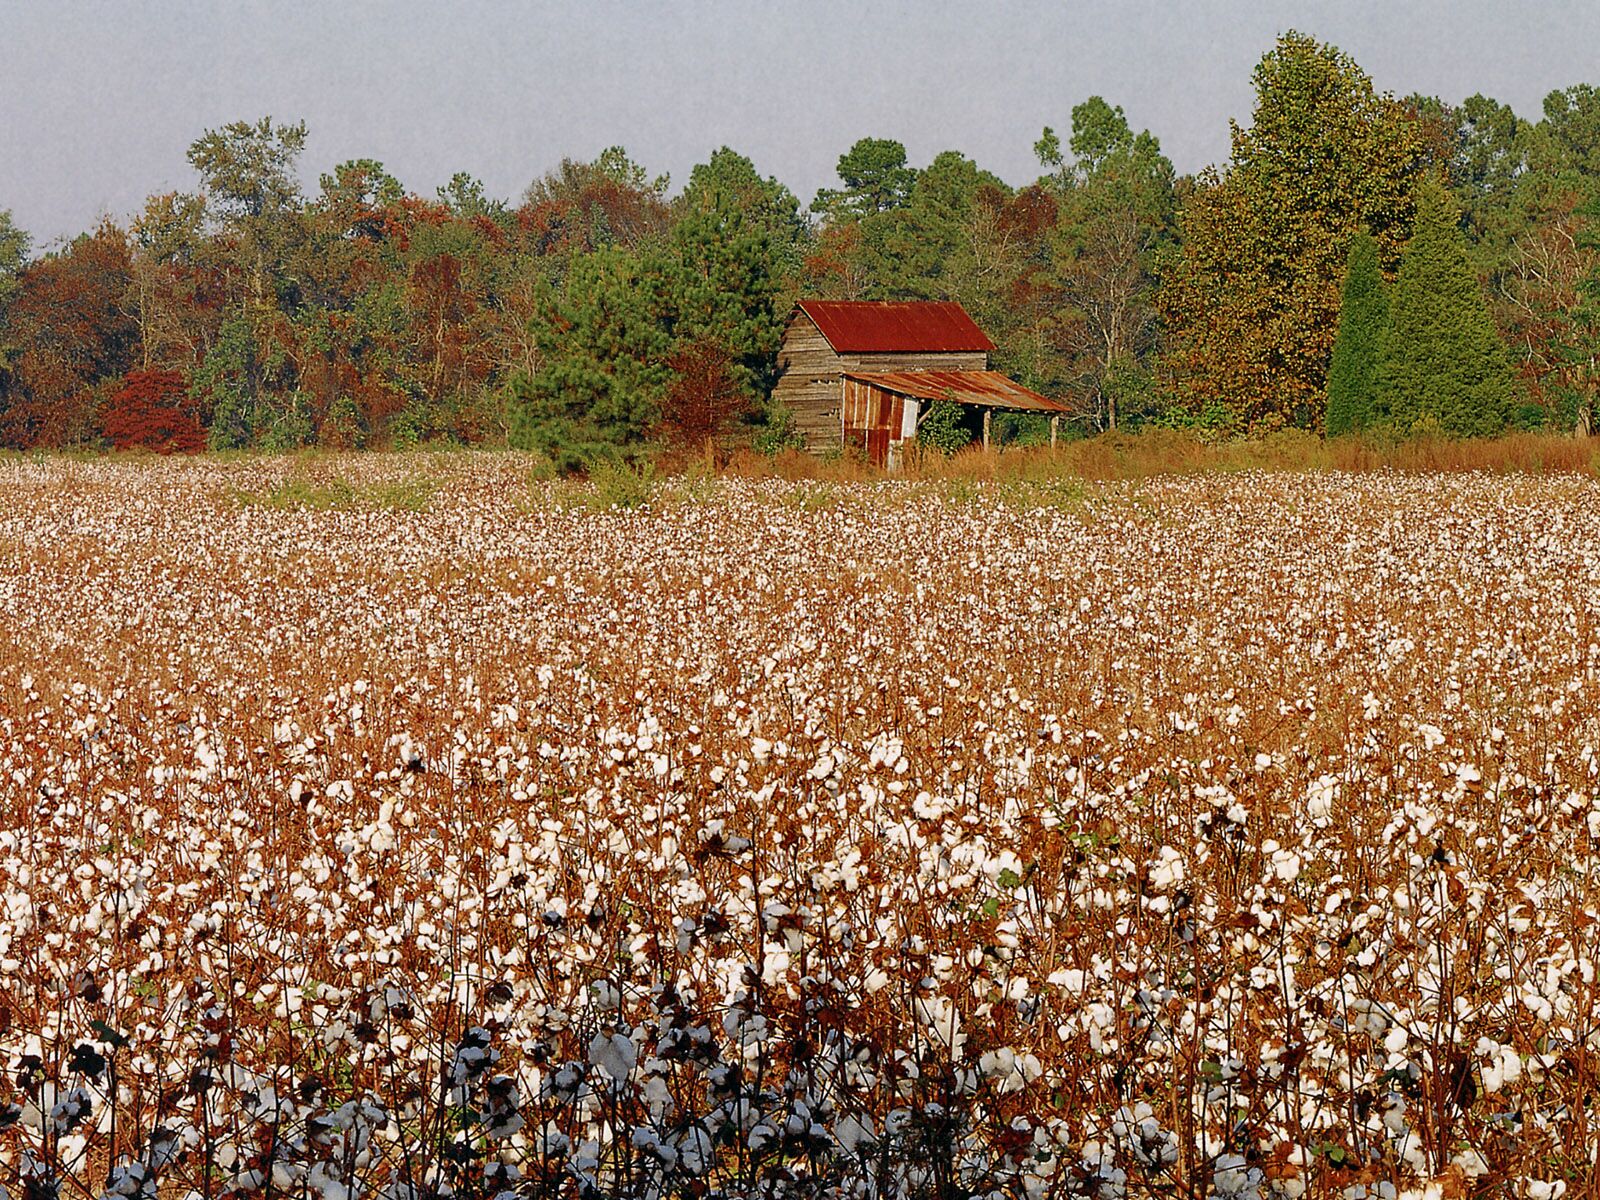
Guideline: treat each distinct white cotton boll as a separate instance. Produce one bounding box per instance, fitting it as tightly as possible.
[834,1114,877,1154]
[1148,846,1184,891]
[676,1126,714,1175]
[761,947,791,986]
[750,738,772,762]
[913,792,946,819]
[587,1032,637,1083]
[1305,775,1339,822]
[1210,1153,1263,1198]
[1527,1182,1567,1200]
[1271,848,1302,882]
[1479,1042,1521,1093]
[913,995,967,1059]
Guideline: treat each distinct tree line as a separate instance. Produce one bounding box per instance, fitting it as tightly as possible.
[0,31,1597,459]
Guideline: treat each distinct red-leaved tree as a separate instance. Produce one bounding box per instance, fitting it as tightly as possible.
[657,339,749,452]
[101,368,206,453]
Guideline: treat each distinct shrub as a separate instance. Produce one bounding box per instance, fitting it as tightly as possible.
[916,398,971,453]
[583,455,656,510]
[752,402,806,456]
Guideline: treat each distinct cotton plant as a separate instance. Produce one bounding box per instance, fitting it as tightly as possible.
[4,460,1600,1194]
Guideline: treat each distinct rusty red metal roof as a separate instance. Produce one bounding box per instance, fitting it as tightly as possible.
[844,370,1068,413]
[796,300,995,353]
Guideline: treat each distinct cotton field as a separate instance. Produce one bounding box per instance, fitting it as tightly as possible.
[3,454,1600,1200]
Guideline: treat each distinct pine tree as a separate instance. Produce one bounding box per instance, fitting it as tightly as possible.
[1380,179,1515,436]
[1325,232,1389,434]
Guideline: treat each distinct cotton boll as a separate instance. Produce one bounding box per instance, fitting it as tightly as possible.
[1148,846,1184,891]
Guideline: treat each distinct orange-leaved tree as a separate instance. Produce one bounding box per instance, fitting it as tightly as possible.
[1160,33,1428,431]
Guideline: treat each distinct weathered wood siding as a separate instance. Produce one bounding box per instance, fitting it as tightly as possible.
[839,351,988,372]
[771,312,845,451]
[771,311,988,453]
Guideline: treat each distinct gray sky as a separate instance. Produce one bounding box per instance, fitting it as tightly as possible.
[4,0,1598,247]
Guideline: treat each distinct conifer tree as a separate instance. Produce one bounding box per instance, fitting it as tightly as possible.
[1380,179,1514,436]
[1325,232,1389,434]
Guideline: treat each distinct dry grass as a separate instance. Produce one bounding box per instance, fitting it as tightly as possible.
[725,429,1600,484]
[2,453,1600,1199]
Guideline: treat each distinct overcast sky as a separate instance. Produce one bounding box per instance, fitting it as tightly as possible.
[4,0,1598,247]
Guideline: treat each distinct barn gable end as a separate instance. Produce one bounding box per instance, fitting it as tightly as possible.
[770,309,848,451]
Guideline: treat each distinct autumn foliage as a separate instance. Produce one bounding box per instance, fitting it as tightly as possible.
[2,36,1600,456]
[657,339,750,451]
[100,368,206,453]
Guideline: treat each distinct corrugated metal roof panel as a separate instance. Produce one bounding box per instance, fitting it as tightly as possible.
[796,300,995,353]
[844,370,1068,413]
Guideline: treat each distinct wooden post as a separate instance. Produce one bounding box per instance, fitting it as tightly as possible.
[1050,415,1059,448]
[982,408,992,450]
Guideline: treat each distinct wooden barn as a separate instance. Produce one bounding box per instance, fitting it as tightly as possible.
[770,299,1067,466]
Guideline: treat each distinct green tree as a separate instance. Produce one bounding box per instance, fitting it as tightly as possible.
[0,210,30,382]
[1380,179,1514,436]
[867,151,1009,299]
[674,148,804,403]
[1325,232,1389,434]
[1068,97,1138,175]
[670,199,786,398]
[188,117,308,306]
[1161,33,1427,429]
[1530,85,1600,181]
[1047,99,1176,429]
[512,245,674,469]
[128,191,208,370]
[437,172,507,221]
[185,118,314,445]
[679,147,808,276]
[1550,194,1600,434]
[811,138,917,218]
[0,209,27,309]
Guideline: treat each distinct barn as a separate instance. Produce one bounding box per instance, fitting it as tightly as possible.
[770,299,1067,466]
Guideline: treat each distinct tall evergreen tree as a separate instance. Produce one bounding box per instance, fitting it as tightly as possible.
[1325,232,1389,434]
[513,245,674,469]
[1380,179,1514,436]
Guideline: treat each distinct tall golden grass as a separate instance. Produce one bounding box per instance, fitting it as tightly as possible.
[723,429,1600,483]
